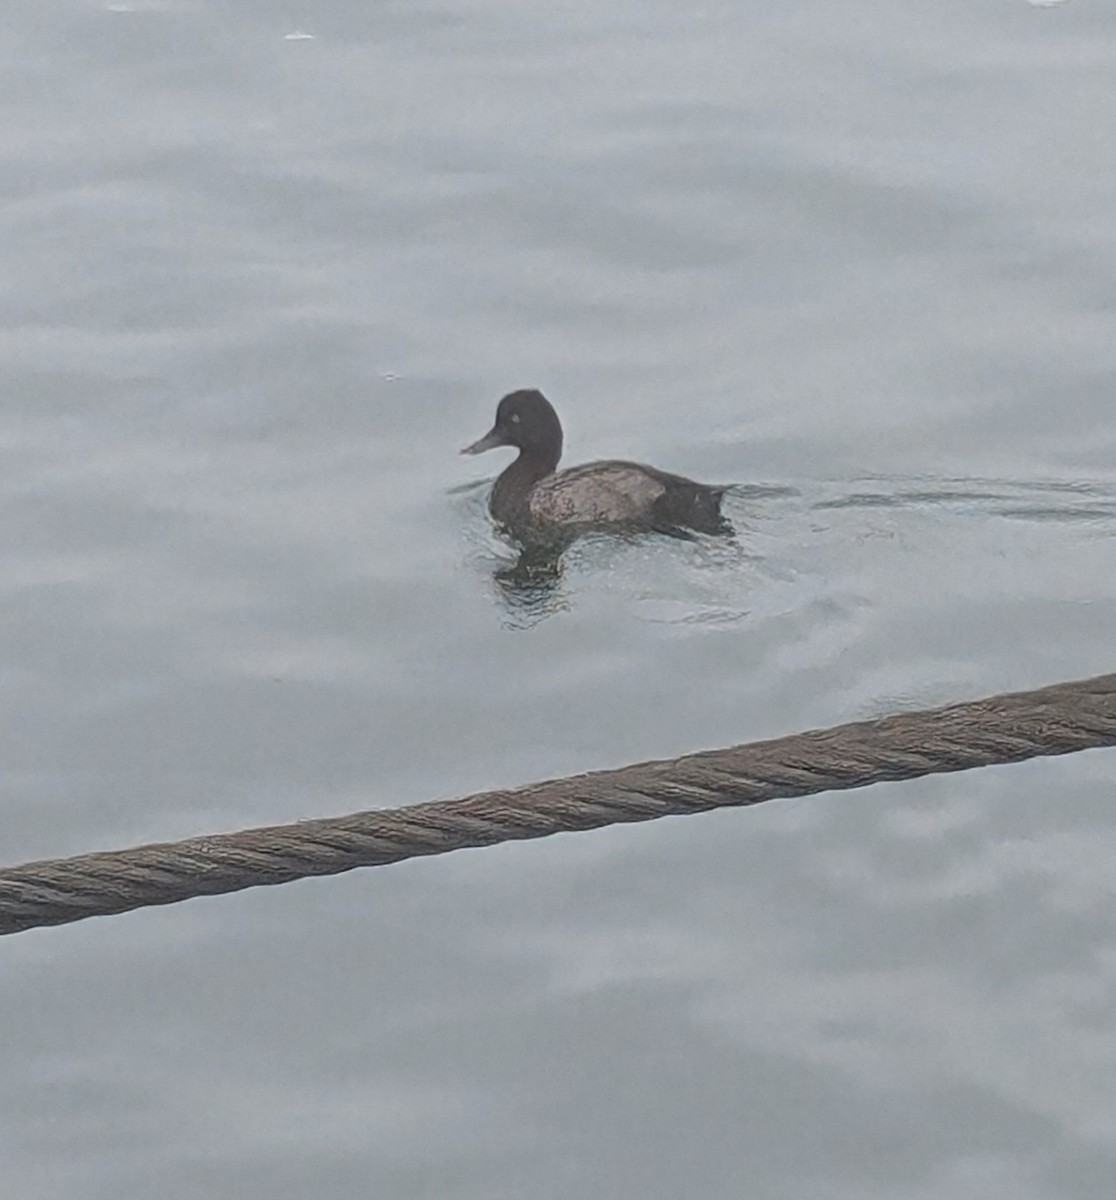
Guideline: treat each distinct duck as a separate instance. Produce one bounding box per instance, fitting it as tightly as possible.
[461,389,731,544]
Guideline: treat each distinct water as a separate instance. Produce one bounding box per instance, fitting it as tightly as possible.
[3,1,1116,1196]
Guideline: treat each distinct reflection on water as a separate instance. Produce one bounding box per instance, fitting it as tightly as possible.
[488,527,762,630]
[491,551,569,629]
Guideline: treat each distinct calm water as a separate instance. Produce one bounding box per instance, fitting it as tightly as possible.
[4,1,1116,1196]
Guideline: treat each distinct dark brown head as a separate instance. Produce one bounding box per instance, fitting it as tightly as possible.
[461,389,564,468]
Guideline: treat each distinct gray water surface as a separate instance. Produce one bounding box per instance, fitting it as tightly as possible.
[4,2,1116,1197]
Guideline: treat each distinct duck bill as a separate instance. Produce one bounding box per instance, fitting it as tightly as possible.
[460,426,506,455]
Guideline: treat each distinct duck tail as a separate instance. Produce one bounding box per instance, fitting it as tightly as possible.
[683,484,734,535]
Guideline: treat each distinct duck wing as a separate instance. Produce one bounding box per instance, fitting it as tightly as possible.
[528,461,672,526]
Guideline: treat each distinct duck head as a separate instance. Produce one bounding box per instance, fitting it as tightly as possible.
[461,389,563,467]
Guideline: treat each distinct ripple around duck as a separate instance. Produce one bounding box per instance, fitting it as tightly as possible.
[811,476,1116,527]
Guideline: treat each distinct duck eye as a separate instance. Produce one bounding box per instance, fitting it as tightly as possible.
[510,413,520,423]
